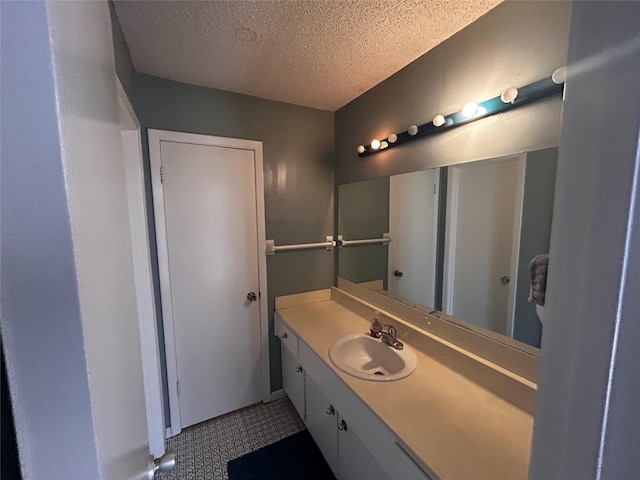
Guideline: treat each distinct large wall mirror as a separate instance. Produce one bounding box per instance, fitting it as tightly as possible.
[337,147,557,351]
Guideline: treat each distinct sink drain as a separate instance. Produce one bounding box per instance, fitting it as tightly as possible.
[374,371,385,376]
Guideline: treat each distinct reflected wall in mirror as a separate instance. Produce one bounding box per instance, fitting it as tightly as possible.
[337,147,557,349]
[338,170,441,308]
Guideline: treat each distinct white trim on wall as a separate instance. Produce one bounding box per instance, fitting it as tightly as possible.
[507,157,526,338]
[442,167,459,315]
[269,389,287,402]
[117,78,166,458]
[148,129,270,437]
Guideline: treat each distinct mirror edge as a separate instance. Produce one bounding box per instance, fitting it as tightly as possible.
[337,276,539,383]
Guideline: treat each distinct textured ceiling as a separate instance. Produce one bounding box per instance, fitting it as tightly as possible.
[114,0,502,111]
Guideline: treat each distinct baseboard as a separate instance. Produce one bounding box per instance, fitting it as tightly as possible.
[269,389,287,402]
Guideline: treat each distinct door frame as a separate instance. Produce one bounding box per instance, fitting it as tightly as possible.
[443,154,525,338]
[148,129,270,437]
[116,80,166,458]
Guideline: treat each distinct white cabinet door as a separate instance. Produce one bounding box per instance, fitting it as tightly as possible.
[282,346,305,420]
[338,413,389,480]
[305,376,338,477]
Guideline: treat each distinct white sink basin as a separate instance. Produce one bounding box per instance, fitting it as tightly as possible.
[328,333,417,381]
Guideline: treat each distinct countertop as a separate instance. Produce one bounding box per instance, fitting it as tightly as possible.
[276,294,533,480]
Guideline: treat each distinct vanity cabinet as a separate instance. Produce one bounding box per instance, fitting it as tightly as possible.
[305,375,338,476]
[336,411,390,480]
[306,373,388,480]
[281,346,305,420]
[276,319,305,419]
[275,314,434,480]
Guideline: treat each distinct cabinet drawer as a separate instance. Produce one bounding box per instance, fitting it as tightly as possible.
[275,314,298,357]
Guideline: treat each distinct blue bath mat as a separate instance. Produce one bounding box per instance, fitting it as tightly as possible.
[227,429,336,480]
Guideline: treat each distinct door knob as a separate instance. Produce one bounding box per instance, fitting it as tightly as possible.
[338,419,348,431]
[500,276,510,285]
[394,270,404,278]
[147,450,175,479]
[247,292,257,302]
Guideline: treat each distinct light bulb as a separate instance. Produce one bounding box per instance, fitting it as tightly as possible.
[462,102,479,118]
[408,125,418,136]
[357,145,365,154]
[476,106,487,116]
[388,134,398,143]
[371,139,381,150]
[380,141,389,149]
[433,115,445,127]
[500,87,518,104]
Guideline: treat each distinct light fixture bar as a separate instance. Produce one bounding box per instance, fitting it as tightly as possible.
[356,70,565,157]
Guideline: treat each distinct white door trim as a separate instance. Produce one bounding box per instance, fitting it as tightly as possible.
[442,167,460,315]
[148,129,270,437]
[116,79,166,458]
[507,157,526,338]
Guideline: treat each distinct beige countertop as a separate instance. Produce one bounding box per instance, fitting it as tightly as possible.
[276,294,533,480]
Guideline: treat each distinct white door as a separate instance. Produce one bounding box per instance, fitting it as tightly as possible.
[388,169,440,308]
[444,156,524,336]
[151,131,267,433]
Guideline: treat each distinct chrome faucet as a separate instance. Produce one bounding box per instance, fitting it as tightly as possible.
[380,325,404,350]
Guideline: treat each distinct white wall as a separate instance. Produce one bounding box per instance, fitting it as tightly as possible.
[1,1,150,478]
[530,2,640,477]
[1,1,101,477]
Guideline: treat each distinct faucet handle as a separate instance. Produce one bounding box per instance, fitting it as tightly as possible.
[383,324,397,339]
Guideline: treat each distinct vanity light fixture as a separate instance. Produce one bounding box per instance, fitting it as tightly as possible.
[356,68,566,157]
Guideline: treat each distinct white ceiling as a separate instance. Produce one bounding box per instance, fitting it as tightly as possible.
[114,0,502,112]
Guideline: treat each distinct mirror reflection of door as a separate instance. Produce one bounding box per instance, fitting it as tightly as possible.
[443,156,525,337]
[388,169,440,307]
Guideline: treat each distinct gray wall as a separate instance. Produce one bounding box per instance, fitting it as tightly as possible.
[1,2,101,476]
[337,177,390,286]
[109,0,135,100]
[513,148,558,347]
[335,1,571,184]
[132,74,335,425]
[530,2,640,477]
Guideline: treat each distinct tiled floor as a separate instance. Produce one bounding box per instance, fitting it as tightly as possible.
[159,397,305,480]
